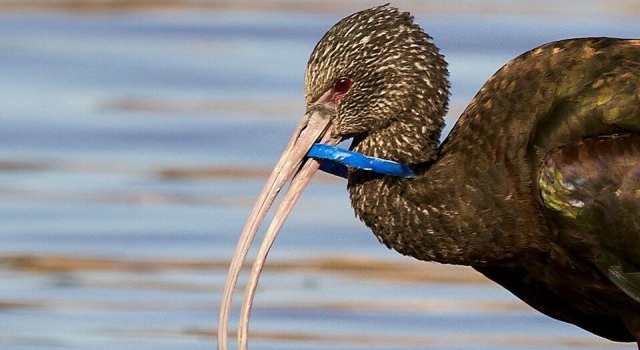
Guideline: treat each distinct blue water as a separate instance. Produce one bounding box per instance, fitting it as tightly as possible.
[0,3,638,349]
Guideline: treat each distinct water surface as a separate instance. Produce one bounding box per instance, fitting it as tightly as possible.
[0,2,638,349]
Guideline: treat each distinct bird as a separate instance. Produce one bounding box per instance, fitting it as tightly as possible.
[218,4,640,349]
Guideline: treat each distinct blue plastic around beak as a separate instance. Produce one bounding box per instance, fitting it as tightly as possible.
[306,143,415,179]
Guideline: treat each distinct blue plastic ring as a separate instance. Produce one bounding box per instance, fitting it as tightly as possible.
[307,143,415,178]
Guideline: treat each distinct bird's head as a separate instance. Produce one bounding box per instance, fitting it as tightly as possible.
[219,6,449,348]
[304,5,449,164]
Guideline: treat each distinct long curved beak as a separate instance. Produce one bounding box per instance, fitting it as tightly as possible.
[218,104,340,350]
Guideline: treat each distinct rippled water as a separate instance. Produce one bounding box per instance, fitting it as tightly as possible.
[0,2,638,349]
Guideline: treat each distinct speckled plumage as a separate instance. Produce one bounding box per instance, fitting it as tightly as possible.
[304,5,640,345]
[305,5,449,164]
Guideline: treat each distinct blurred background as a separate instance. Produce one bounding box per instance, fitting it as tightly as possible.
[0,1,639,349]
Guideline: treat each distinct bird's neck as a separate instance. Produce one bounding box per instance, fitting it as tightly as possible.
[347,149,542,266]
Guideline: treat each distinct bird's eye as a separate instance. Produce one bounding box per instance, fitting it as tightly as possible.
[333,77,352,94]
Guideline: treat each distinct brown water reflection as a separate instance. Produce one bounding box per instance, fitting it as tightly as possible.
[0,253,623,349]
[2,253,484,284]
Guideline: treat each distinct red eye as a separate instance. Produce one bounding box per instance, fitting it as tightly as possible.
[333,77,352,94]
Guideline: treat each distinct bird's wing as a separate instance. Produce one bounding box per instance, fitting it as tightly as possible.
[538,133,640,301]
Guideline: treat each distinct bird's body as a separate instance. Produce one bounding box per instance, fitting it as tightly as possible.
[348,37,640,342]
[219,6,640,349]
